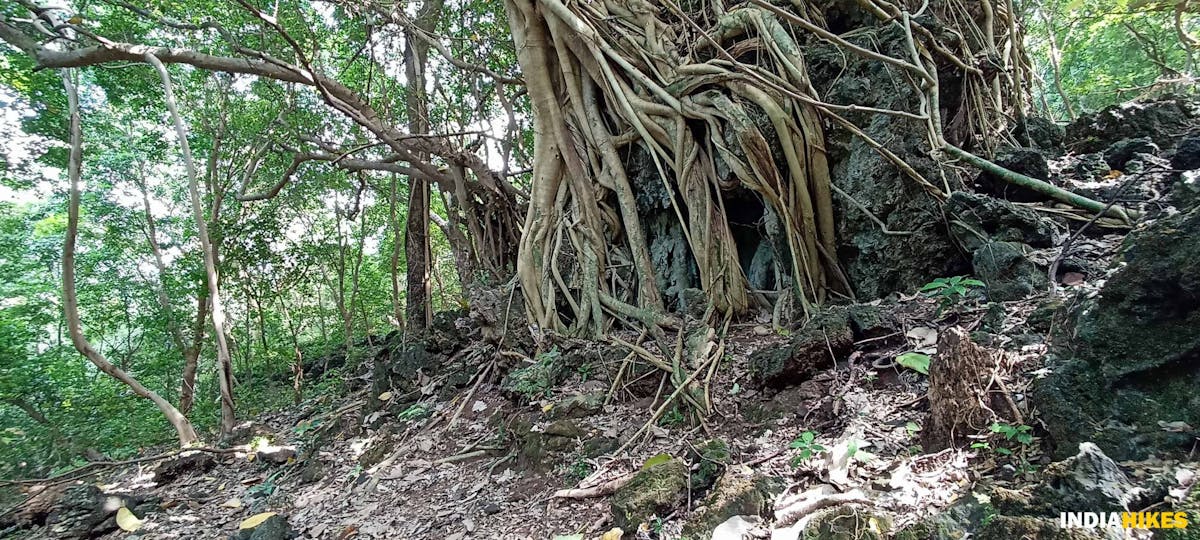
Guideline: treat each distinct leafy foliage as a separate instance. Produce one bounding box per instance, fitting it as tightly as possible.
[789,431,826,466]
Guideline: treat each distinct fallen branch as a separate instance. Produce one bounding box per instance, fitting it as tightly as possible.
[552,471,638,499]
[774,486,869,527]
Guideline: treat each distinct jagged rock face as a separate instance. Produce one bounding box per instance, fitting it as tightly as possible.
[1066,97,1200,154]
[1103,137,1160,170]
[1013,116,1066,153]
[946,191,1065,253]
[1035,205,1200,460]
[972,241,1046,302]
[1173,134,1200,171]
[976,147,1054,203]
[807,26,968,300]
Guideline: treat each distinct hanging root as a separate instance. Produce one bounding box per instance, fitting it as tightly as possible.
[507,0,848,337]
[507,0,1101,339]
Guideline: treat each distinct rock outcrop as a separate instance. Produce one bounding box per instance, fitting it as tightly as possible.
[1035,205,1200,460]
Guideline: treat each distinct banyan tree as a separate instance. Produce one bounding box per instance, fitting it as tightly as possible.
[502,0,1091,337]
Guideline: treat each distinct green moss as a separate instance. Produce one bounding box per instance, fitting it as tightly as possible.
[800,506,891,540]
[688,439,730,494]
[682,472,778,538]
[611,458,688,529]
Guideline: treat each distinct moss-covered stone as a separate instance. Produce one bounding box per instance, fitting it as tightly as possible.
[232,513,293,540]
[681,471,778,538]
[946,191,1063,253]
[973,241,1046,301]
[800,506,891,540]
[501,348,566,401]
[581,436,618,458]
[1034,205,1200,460]
[611,458,688,530]
[750,308,852,388]
[687,439,730,494]
[546,392,605,420]
[846,303,899,340]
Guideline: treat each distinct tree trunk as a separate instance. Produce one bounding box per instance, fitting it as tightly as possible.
[402,0,445,334]
[389,173,405,328]
[144,53,237,436]
[59,69,199,446]
[179,290,207,415]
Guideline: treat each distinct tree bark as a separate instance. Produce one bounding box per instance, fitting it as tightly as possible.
[59,69,199,446]
[401,0,445,334]
[144,53,237,436]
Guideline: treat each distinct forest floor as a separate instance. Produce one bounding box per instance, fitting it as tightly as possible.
[6,100,1200,540]
[7,257,1191,540]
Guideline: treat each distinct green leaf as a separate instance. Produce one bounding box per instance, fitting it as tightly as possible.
[896,352,931,375]
[641,453,672,470]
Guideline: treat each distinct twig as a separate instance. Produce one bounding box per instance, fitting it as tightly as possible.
[1047,168,1161,293]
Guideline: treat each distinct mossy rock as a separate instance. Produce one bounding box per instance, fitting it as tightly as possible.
[750,308,852,388]
[946,191,1063,253]
[846,303,899,341]
[687,439,730,494]
[611,458,688,530]
[501,348,566,401]
[546,392,605,420]
[972,241,1046,302]
[800,506,891,540]
[1034,205,1200,460]
[582,436,618,458]
[681,471,778,538]
[231,514,293,540]
[975,516,1099,540]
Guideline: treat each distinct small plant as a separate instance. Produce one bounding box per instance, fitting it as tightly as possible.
[921,275,985,312]
[565,454,593,484]
[508,347,562,400]
[990,422,1034,445]
[397,403,431,421]
[293,419,322,437]
[659,406,686,428]
[975,422,1039,475]
[789,431,825,466]
[576,362,593,382]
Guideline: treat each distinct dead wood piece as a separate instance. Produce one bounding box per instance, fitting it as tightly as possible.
[924,327,999,450]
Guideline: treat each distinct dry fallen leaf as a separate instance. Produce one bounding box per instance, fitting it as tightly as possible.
[239,512,277,530]
[378,391,393,401]
[115,507,142,532]
[601,527,623,540]
[906,326,938,353]
[221,497,242,508]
